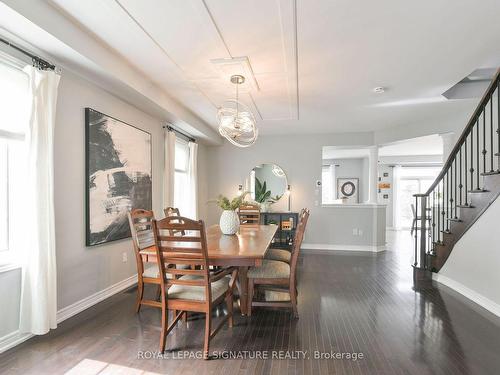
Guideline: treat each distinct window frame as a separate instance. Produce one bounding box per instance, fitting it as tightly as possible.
[0,53,29,260]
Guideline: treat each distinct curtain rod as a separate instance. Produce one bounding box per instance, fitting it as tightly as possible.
[163,124,195,143]
[0,37,55,71]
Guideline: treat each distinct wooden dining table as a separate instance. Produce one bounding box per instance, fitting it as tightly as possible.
[141,224,278,315]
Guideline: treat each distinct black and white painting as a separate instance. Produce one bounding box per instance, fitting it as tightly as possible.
[85,108,152,246]
[337,178,359,204]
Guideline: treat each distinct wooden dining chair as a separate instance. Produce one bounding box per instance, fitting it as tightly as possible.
[127,209,162,313]
[163,206,186,236]
[247,208,310,318]
[153,215,238,357]
[238,203,261,225]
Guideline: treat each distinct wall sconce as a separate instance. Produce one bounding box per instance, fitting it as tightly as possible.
[287,184,291,211]
[237,184,243,196]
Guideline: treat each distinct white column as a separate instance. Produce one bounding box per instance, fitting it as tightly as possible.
[440,132,455,163]
[368,146,379,204]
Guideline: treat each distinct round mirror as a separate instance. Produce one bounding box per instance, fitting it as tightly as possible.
[249,163,287,204]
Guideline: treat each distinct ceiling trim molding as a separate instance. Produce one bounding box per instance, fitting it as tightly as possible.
[278,0,299,120]
[114,0,219,109]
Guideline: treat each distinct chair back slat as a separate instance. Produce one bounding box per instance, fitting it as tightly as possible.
[289,208,310,277]
[128,209,157,277]
[239,203,261,225]
[153,216,212,303]
[163,207,186,236]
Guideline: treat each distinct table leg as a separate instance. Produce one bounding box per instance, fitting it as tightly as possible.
[238,266,249,315]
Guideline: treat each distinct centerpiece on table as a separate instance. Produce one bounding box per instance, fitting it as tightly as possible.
[214,193,249,235]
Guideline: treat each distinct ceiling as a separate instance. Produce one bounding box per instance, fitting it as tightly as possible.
[379,134,443,156]
[46,0,500,135]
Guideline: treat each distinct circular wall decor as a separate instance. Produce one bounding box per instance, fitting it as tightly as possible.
[340,181,356,197]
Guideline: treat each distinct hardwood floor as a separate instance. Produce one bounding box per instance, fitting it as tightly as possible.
[1,231,500,374]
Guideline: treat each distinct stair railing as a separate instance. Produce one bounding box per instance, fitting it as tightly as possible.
[413,69,500,273]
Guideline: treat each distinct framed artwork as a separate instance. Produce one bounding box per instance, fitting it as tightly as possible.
[337,178,359,203]
[85,108,152,246]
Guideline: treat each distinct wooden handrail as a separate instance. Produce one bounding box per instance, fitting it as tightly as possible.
[422,68,500,196]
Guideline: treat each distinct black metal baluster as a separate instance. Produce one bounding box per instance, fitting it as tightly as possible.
[490,98,494,172]
[437,181,441,243]
[453,158,457,218]
[459,147,463,206]
[446,171,449,231]
[464,135,468,206]
[483,111,487,175]
[477,118,480,190]
[470,124,475,191]
[497,84,500,171]
[414,196,418,266]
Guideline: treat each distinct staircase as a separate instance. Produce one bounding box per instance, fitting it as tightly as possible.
[413,69,500,283]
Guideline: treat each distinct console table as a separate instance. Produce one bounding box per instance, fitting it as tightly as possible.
[260,212,299,250]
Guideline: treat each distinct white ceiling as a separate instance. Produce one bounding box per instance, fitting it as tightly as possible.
[379,134,443,156]
[46,0,500,135]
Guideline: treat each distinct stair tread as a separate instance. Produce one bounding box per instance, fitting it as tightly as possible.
[440,230,452,234]
[447,218,462,222]
[468,189,489,193]
[456,204,475,208]
[481,171,500,176]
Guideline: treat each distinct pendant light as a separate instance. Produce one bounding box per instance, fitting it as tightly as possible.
[217,75,258,147]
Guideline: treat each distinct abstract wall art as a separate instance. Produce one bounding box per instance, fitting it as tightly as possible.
[85,108,152,246]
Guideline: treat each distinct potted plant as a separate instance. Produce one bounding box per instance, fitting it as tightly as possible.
[213,193,249,235]
[254,177,282,212]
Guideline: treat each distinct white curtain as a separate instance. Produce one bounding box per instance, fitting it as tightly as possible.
[19,67,60,335]
[187,141,198,219]
[163,130,176,209]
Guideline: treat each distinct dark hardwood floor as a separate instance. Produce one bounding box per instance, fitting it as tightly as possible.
[1,231,500,374]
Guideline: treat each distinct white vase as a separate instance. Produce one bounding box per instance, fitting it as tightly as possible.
[219,210,240,235]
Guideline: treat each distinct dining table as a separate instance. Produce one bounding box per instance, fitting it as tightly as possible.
[140,223,278,315]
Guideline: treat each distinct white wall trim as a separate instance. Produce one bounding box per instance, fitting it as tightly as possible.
[433,273,500,318]
[301,243,386,253]
[0,274,137,354]
[56,274,137,323]
[0,330,32,354]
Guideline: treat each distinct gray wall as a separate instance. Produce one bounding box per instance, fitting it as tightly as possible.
[0,268,21,337]
[377,165,394,228]
[205,133,385,247]
[0,70,168,340]
[323,158,369,202]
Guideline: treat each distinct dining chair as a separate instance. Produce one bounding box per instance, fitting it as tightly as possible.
[127,209,162,313]
[153,215,238,357]
[247,208,310,318]
[238,203,261,225]
[163,206,186,236]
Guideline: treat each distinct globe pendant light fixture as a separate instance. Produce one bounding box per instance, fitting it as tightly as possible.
[217,74,258,147]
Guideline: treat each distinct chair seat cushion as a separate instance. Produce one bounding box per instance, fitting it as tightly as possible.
[142,264,159,278]
[168,275,230,302]
[142,264,192,279]
[264,290,291,301]
[248,260,290,279]
[265,249,291,263]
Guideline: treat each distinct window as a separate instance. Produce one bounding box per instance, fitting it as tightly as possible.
[321,165,336,204]
[0,56,30,256]
[173,139,190,216]
[396,166,441,228]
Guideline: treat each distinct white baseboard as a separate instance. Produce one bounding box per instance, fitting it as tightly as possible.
[0,330,33,354]
[433,273,500,317]
[301,243,386,253]
[56,274,137,323]
[0,274,138,354]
